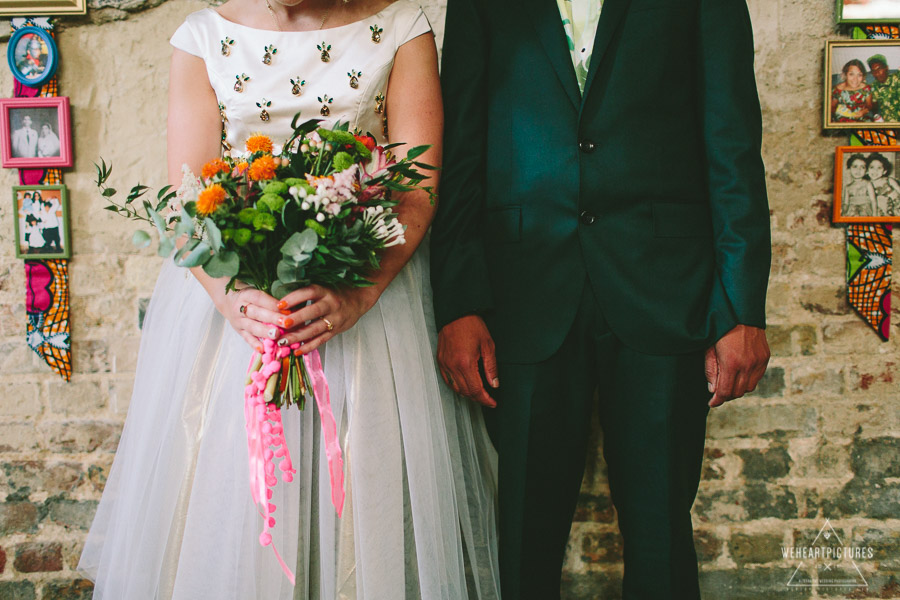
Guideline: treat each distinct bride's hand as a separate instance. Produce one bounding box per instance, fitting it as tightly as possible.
[218,287,288,351]
[275,285,380,354]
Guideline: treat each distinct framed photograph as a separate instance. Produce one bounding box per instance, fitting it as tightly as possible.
[0,1,85,16]
[12,185,71,259]
[0,96,72,168]
[834,146,900,222]
[7,26,58,88]
[824,40,900,129]
[837,0,900,24]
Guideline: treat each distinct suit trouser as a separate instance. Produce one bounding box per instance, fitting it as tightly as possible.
[486,281,710,600]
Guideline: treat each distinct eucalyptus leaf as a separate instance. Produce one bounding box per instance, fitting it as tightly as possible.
[282,228,318,260]
[175,206,195,238]
[132,230,152,249]
[102,188,117,197]
[203,250,239,278]
[271,279,301,300]
[204,218,223,252]
[174,238,198,262]
[277,259,302,283]
[147,207,167,235]
[176,241,212,268]
[158,235,176,258]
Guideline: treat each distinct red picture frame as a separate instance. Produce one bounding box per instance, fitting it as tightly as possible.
[0,96,72,169]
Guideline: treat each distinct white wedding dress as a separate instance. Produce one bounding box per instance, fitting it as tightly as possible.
[78,3,500,598]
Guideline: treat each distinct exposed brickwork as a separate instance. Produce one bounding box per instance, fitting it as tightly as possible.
[0,0,897,598]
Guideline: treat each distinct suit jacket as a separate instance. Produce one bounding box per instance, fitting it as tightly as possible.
[431,0,771,364]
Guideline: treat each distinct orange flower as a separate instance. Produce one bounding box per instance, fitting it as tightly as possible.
[201,158,230,179]
[246,134,274,154]
[196,183,227,215]
[234,161,250,176]
[248,155,278,181]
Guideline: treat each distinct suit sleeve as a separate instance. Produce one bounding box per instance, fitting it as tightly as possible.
[699,0,771,332]
[429,0,494,331]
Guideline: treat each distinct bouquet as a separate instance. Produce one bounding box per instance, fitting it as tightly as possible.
[98,117,435,582]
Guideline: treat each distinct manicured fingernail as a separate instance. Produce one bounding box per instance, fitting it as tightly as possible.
[268,328,278,338]
[282,318,294,328]
[294,349,303,356]
[277,301,288,309]
[491,378,500,388]
[707,382,714,393]
[279,309,291,316]
[256,346,263,353]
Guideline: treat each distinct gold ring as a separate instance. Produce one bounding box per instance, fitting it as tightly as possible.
[322,317,334,331]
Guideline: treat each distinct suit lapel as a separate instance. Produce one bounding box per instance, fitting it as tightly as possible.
[581,0,632,107]
[526,0,581,109]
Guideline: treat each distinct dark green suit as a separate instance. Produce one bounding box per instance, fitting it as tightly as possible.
[432,0,770,597]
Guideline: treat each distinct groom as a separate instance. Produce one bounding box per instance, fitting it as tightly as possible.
[432,0,771,598]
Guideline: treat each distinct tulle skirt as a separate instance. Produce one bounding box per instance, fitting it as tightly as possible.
[78,244,501,600]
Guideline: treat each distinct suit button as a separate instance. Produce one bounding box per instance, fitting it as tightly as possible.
[579,210,597,225]
[579,140,596,153]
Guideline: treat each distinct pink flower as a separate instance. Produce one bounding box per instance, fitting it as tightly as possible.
[359,147,394,184]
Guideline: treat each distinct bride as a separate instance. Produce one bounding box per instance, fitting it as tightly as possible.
[78,0,500,598]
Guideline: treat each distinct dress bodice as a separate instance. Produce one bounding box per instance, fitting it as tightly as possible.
[170,2,431,153]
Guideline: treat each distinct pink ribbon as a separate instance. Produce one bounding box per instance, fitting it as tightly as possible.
[244,338,296,585]
[242,339,346,584]
[303,349,345,516]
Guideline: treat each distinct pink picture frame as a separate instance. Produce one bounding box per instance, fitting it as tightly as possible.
[0,96,72,168]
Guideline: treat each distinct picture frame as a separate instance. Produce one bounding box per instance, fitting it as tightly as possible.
[0,1,86,16]
[12,184,71,259]
[833,146,900,223]
[7,26,58,88]
[0,96,72,168]
[836,0,900,25]
[824,40,900,130]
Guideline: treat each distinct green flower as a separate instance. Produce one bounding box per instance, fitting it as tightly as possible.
[333,152,354,172]
[253,212,277,231]
[233,228,252,246]
[263,181,289,195]
[258,193,286,213]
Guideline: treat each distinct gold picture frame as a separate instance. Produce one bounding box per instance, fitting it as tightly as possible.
[0,0,86,16]
[824,39,900,130]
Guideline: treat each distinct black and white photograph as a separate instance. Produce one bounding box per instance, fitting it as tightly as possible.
[834,146,900,222]
[0,96,72,168]
[9,107,60,158]
[12,185,70,259]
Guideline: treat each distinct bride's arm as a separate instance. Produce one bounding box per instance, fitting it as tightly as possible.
[168,48,286,351]
[277,32,443,352]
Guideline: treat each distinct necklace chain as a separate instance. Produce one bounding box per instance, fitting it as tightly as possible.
[264,0,335,32]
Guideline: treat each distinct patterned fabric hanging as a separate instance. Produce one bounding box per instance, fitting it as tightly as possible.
[847,224,893,341]
[12,17,71,380]
[843,24,897,342]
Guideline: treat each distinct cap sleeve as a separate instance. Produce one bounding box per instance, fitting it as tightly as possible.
[170,10,208,59]
[397,4,432,47]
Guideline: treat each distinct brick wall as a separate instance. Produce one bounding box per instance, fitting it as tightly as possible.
[0,1,897,599]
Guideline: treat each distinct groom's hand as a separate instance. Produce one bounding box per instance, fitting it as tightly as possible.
[705,324,770,408]
[438,315,499,408]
